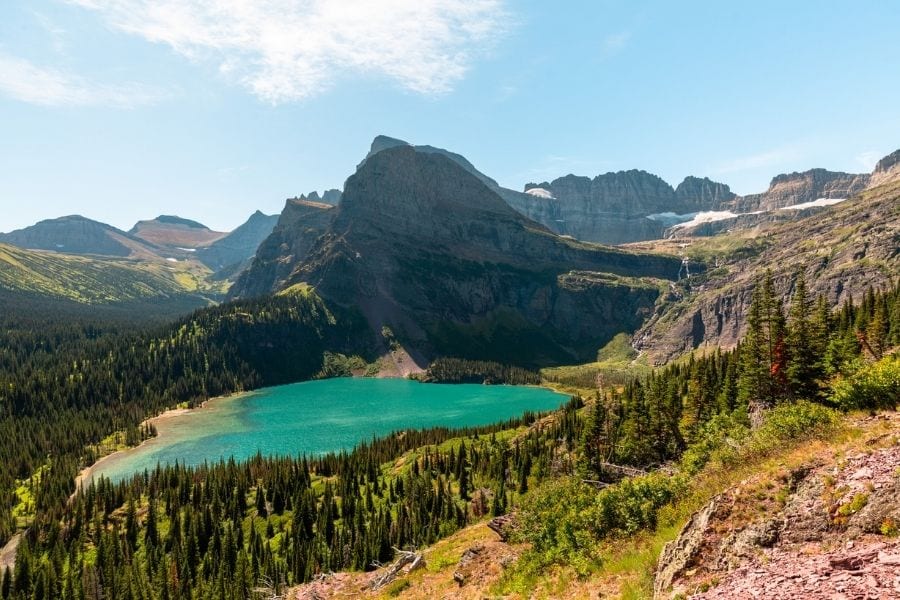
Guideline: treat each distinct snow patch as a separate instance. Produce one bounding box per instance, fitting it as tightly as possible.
[165,257,178,263]
[646,212,697,226]
[670,211,742,230]
[525,187,555,199]
[778,197,846,211]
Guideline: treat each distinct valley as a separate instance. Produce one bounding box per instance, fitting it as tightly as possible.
[0,137,897,600]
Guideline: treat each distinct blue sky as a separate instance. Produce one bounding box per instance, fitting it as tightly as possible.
[1,0,898,232]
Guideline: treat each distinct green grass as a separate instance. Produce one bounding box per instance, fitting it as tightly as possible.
[541,333,652,393]
[0,242,222,303]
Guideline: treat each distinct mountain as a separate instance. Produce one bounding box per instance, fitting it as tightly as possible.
[869,149,900,188]
[733,168,870,212]
[0,241,214,315]
[508,172,737,244]
[195,210,279,274]
[633,175,900,363]
[0,215,159,257]
[130,215,227,249]
[234,138,683,367]
[228,197,336,298]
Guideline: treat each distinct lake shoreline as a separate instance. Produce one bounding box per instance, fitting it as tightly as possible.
[73,376,566,489]
[73,392,245,490]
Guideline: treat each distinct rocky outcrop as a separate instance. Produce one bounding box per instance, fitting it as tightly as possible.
[732,169,870,212]
[509,172,737,244]
[655,417,900,599]
[239,139,682,366]
[636,179,900,363]
[195,210,278,274]
[869,149,900,188]
[228,198,335,299]
[674,176,737,212]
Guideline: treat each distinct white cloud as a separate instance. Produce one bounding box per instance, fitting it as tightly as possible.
[0,52,167,108]
[66,0,509,104]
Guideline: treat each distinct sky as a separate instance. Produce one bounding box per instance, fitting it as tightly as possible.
[1,0,899,233]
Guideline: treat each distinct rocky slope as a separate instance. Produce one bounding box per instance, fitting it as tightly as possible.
[228,197,336,299]
[129,215,227,248]
[236,139,683,366]
[869,149,900,188]
[655,412,900,600]
[634,178,900,363]
[733,168,870,212]
[195,210,278,274]
[509,173,738,244]
[0,215,159,257]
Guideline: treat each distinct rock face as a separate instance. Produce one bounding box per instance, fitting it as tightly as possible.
[195,210,278,273]
[636,178,900,363]
[733,169,870,211]
[655,416,900,599]
[237,139,682,366]
[869,149,900,188]
[130,215,227,248]
[0,215,149,257]
[228,198,336,299]
[506,172,738,244]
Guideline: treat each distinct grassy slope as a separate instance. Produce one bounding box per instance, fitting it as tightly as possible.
[0,242,225,304]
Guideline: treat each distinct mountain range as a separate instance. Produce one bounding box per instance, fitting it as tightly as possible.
[3,136,898,370]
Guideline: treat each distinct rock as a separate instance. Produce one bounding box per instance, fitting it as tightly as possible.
[229,197,336,299]
[653,494,722,598]
[868,148,900,188]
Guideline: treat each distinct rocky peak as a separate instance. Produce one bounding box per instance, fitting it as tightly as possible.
[868,148,900,188]
[674,176,736,211]
[227,198,335,299]
[736,169,870,211]
[236,138,682,365]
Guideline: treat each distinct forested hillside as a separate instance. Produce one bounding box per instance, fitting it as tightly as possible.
[0,275,895,599]
[0,290,371,551]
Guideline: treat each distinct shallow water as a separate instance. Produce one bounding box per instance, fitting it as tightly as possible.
[91,378,566,483]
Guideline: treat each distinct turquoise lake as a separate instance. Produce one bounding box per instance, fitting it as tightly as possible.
[89,378,567,483]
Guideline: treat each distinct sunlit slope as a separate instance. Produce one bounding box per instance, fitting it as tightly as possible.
[0,242,223,304]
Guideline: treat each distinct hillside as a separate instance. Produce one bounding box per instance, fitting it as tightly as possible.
[129,215,227,248]
[235,139,683,367]
[195,210,279,274]
[632,178,900,363]
[0,241,219,308]
[229,198,336,298]
[0,215,161,258]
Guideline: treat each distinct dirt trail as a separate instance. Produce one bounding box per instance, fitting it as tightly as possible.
[0,532,21,572]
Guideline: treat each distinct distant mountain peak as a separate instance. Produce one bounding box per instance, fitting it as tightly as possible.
[133,215,211,232]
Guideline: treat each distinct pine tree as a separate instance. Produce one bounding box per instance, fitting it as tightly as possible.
[786,271,822,400]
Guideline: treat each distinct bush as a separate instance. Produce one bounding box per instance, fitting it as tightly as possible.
[829,356,900,411]
[514,472,682,575]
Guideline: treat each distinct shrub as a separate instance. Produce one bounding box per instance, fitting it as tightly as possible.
[829,356,900,411]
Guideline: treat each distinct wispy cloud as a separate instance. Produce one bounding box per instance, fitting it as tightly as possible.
[0,52,167,108]
[854,150,881,172]
[600,31,631,59]
[66,0,509,104]
[711,144,808,175]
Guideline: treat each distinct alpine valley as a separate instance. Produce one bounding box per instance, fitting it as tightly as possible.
[0,136,898,600]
